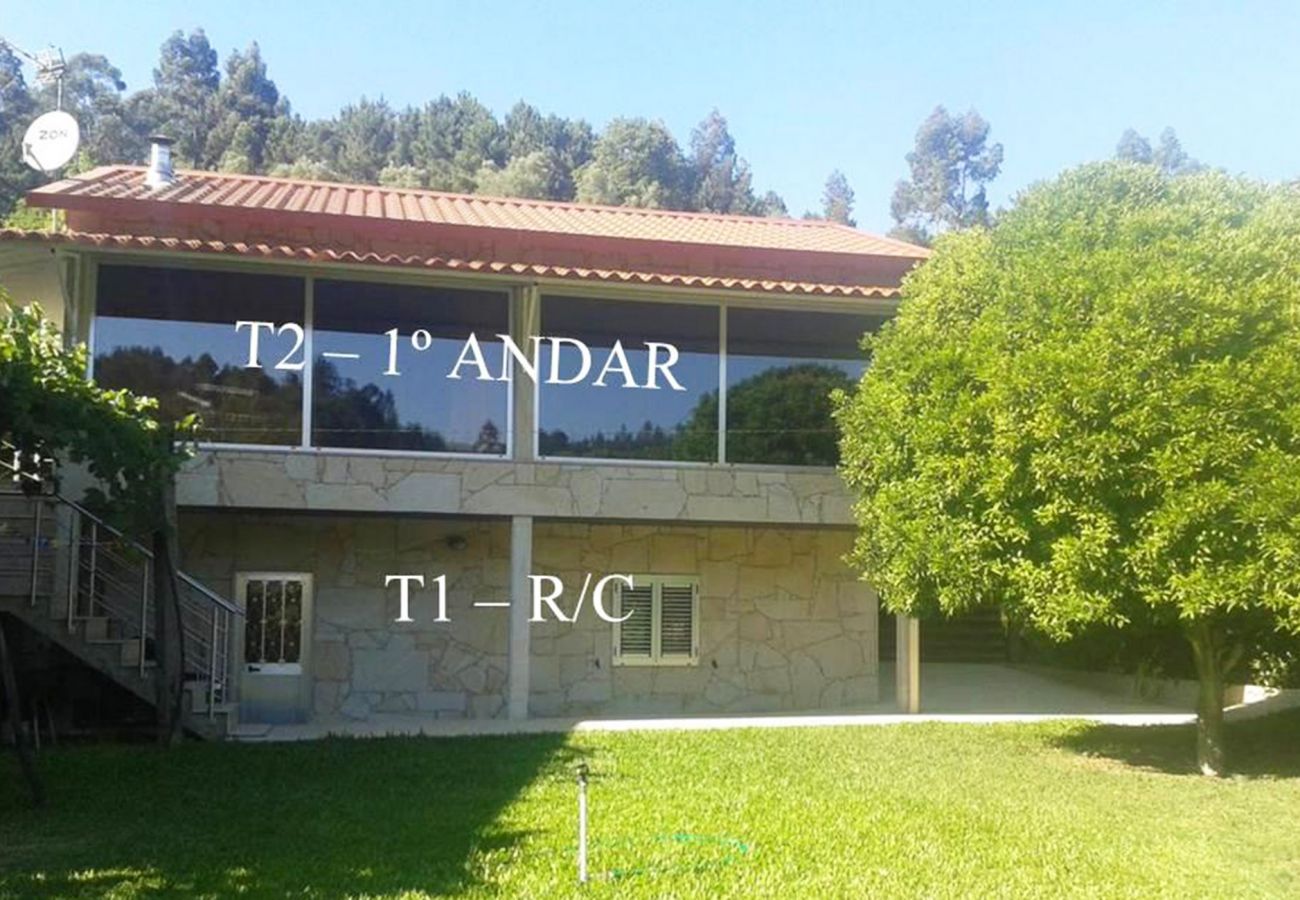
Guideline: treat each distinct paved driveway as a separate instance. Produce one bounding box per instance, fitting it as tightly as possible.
[886,662,1191,715]
[236,662,1194,741]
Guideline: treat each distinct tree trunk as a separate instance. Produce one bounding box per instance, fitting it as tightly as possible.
[1187,622,1226,777]
[0,617,45,806]
[153,475,185,747]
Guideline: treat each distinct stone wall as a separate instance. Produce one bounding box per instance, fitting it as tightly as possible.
[531,522,879,716]
[177,450,853,526]
[178,512,879,722]
[179,511,512,721]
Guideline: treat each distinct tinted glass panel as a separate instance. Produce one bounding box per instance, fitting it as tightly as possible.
[312,280,509,453]
[726,308,885,466]
[94,265,304,445]
[539,296,719,460]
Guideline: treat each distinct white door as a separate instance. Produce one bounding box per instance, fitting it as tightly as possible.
[236,572,313,723]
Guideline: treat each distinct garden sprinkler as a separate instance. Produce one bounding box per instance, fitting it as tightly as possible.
[576,762,589,884]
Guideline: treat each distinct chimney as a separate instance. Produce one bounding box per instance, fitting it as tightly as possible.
[145,135,175,189]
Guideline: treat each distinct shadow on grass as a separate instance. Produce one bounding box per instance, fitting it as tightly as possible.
[1052,708,1300,778]
[0,731,576,898]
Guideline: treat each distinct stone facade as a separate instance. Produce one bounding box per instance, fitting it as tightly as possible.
[176,450,853,526]
[179,512,512,721]
[532,522,878,716]
[178,512,879,721]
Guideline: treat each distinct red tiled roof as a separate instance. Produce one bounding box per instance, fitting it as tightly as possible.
[27,166,929,259]
[0,228,903,299]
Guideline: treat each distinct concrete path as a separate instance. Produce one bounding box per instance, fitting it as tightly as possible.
[232,663,1196,742]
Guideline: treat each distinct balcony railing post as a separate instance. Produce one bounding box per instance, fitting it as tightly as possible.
[28,499,43,607]
[64,513,80,625]
[139,558,150,677]
[86,522,98,620]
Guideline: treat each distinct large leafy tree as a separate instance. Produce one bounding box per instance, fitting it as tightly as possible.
[838,163,1300,775]
[889,106,1003,245]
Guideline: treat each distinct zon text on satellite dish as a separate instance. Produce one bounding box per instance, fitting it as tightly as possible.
[22,109,80,173]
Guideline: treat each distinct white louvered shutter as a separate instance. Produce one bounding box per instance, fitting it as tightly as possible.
[658,582,697,660]
[616,581,654,660]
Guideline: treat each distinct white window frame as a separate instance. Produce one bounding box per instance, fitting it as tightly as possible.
[611,574,700,667]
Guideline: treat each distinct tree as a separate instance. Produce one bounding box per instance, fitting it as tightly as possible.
[889,106,1003,244]
[1116,126,1204,175]
[675,364,855,464]
[837,163,1300,776]
[35,53,141,166]
[1,297,199,745]
[575,117,692,209]
[0,43,38,219]
[329,97,395,184]
[1115,128,1153,165]
[475,151,555,200]
[757,190,788,217]
[689,109,758,214]
[820,170,856,225]
[138,29,221,167]
[396,93,505,193]
[207,43,282,172]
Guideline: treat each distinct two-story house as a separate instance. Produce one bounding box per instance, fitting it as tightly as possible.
[0,146,929,731]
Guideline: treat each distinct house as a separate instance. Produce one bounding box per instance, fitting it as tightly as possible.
[0,145,930,733]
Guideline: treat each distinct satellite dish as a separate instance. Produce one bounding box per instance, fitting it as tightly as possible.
[22,110,80,173]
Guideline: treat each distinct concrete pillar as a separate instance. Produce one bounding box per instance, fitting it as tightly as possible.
[895,614,920,713]
[507,515,533,719]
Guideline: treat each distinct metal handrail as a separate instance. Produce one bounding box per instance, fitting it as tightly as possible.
[3,450,242,723]
[1,455,241,616]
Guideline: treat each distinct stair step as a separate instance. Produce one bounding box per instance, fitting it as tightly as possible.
[119,641,156,668]
[80,616,114,641]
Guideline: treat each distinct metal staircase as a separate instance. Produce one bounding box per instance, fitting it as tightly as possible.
[0,462,241,739]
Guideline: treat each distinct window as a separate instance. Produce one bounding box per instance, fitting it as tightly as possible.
[725,307,887,466]
[94,265,305,445]
[312,280,510,453]
[612,575,699,665]
[538,296,719,461]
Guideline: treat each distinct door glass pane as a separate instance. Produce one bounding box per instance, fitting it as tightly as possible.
[283,582,303,663]
[263,581,284,662]
[244,580,265,664]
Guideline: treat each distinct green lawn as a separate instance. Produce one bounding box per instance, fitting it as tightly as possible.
[2,713,1298,899]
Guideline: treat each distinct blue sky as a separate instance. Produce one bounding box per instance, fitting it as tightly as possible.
[5,1,1298,232]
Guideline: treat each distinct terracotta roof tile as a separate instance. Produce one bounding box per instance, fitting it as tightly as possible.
[0,228,903,300]
[28,165,929,259]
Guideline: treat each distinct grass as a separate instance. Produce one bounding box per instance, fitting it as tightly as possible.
[2,713,1299,898]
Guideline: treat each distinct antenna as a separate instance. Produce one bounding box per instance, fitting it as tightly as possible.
[3,36,77,232]
[1,38,67,108]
